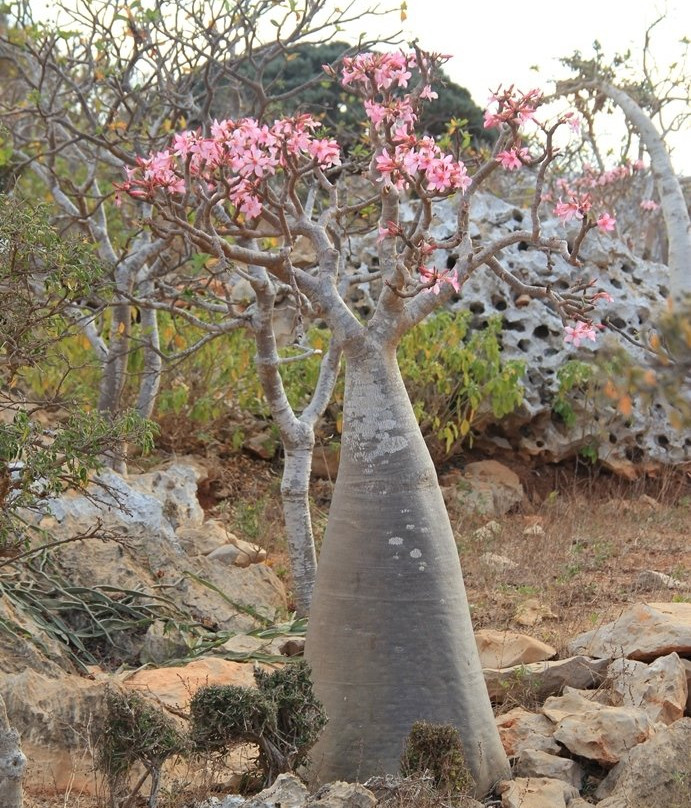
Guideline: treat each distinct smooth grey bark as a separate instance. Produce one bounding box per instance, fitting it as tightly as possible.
[305,335,510,797]
[0,695,25,808]
[251,269,343,615]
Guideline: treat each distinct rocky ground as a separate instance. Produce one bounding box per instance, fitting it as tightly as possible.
[12,450,691,808]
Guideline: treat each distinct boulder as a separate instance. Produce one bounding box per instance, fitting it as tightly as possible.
[513,598,558,627]
[475,630,556,669]
[636,570,687,591]
[207,536,268,567]
[447,460,524,516]
[484,655,610,703]
[498,776,580,808]
[567,602,691,661]
[177,519,234,556]
[595,717,691,807]
[543,690,657,766]
[0,669,107,794]
[306,780,377,807]
[479,552,518,573]
[606,653,688,724]
[121,657,257,710]
[495,708,561,757]
[245,773,308,807]
[514,749,583,789]
[349,191,685,472]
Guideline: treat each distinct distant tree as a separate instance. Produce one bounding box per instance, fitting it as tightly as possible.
[0,194,154,553]
[237,41,492,150]
[556,25,690,309]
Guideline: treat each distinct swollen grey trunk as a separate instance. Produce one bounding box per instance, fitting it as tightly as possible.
[305,337,510,797]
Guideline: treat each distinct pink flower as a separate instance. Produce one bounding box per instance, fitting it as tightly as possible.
[420,85,438,100]
[640,199,660,211]
[308,138,342,168]
[496,149,522,171]
[564,321,598,348]
[596,212,616,232]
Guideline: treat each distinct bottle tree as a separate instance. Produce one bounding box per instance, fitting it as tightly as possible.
[120,48,616,796]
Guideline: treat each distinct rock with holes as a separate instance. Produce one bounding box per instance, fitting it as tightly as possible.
[567,601,691,661]
[346,191,689,474]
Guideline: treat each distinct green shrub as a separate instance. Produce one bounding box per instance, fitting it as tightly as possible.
[189,660,327,785]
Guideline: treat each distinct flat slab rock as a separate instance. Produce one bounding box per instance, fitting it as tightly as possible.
[475,629,556,669]
[567,601,691,661]
[498,776,580,808]
[484,655,609,703]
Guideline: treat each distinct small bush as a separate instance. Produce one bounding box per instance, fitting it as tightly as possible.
[189,660,327,785]
[401,721,474,797]
[97,688,186,808]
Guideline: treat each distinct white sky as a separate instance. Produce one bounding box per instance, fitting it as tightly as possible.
[340,0,691,174]
[26,0,691,173]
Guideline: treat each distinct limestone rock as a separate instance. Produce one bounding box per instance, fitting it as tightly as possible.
[682,658,691,713]
[495,708,561,757]
[0,669,107,794]
[484,655,609,703]
[498,776,580,808]
[177,520,234,556]
[636,570,687,591]
[139,619,191,665]
[450,460,524,516]
[306,780,377,807]
[245,773,308,807]
[595,717,691,807]
[607,652,688,724]
[349,191,688,472]
[479,552,518,573]
[543,690,657,766]
[567,601,691,661]
[126,463,205,530]
[121,657,257,710]
[514,749,583,789]
[513,598,558,627]
[475,629,556,669]
[207,536,268,567]
[471,520,503,542]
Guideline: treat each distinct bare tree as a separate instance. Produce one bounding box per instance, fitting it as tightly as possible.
[556,23,690,308]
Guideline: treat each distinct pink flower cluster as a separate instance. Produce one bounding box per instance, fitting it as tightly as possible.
[375,137,471,193]
[496,147,531,171]
[419,264,461,295]
[483,87,542,129]
[117,115,341,220]
[340,51,417,91]
[564,321,600,348]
